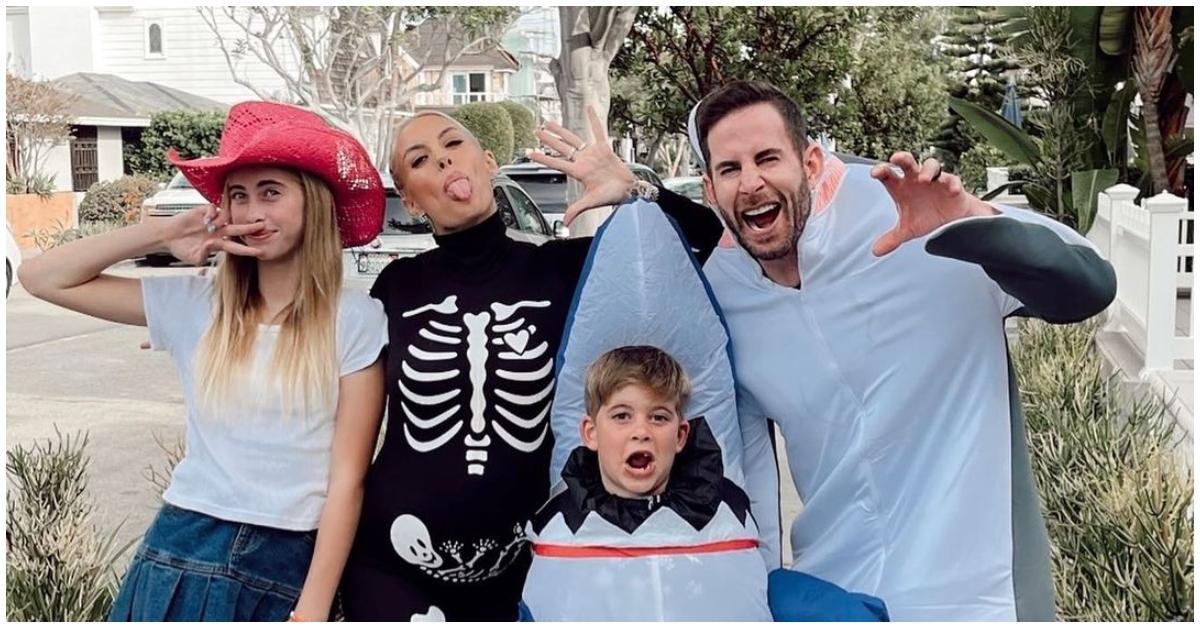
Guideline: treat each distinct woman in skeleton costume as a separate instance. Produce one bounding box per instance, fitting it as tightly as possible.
[338,108,724,621]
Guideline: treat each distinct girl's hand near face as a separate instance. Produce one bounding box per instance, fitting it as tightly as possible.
[161,204,265,266]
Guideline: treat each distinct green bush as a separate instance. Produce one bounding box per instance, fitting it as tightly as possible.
[451,102,515,166]
[6,430,132,621]
[6,167,56,196]
[125,109,225,181]
[957,143,1013,195]
[26,219,126,252]
[1014,320,1193,621]
[498,100,536,153]
[77,175,160,224]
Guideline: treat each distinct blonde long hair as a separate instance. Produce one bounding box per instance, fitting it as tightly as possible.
[194,169,343,417]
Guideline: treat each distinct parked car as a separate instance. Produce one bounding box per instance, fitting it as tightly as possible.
[140,171,208,266]
[7,224,22,298]
[663,176,706,205]
[343,172,555,278]
[499,159,663,236]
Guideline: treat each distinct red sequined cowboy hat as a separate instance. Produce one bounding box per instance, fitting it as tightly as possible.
[167,101,384,247]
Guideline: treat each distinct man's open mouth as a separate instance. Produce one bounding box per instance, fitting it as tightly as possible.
[743,203,781,231]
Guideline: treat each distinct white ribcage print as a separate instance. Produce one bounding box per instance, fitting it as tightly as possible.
[400,295,554,475]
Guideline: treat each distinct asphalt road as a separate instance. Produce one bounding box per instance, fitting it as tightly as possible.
[5,260,803,563]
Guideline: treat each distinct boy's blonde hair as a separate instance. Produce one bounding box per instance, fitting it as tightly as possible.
[584,346,691,417]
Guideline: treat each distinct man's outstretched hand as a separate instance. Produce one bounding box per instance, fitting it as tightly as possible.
[869,152,996,257]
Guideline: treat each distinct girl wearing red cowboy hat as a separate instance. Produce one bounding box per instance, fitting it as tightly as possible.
[19,101,388,622]
[337,108,725,620]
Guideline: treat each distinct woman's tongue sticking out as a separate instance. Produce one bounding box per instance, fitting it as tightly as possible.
[446,177,473,202]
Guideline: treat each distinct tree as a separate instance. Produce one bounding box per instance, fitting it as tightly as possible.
[611,8,938,163]
[953,6,1193,231]
[125,110,226,182]
[498,100,536,152]
[198,6,517,166]
[1129,7,1189,195]
[451,103,515,166]
[5,73,76,194]
[549,6,638,236]
[930,7,1021,173]
[831,11,950,160]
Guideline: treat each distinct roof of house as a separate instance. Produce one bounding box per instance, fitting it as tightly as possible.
[405,20,520,71]
[50,72,227,123]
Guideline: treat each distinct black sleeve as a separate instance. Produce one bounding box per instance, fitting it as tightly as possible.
[540,235,595,291]
[369,260,395,301]
[655,186,724,266]
[925,216,1117,324]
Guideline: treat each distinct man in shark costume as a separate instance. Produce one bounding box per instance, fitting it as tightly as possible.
[522,201,888,621]
[535,81,1115,621]
[667,81,1117,621]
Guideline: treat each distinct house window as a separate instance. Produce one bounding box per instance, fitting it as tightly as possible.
[145,20,165,58]
[451,73,488,105]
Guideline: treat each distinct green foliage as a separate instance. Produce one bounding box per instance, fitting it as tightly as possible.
[958,142,1013,193]
[952,7,1150,231]
[932,8,1022,172]
[6,168,56,196]
[831,12,950,160]
[125,110,225,182]
[77,175,160,224]
[498,100,536,152]
[450,103,515,165]
[612,7,872,155]
[26,219,126,253]
[6,430,133,621]
[1013,320,1193,621]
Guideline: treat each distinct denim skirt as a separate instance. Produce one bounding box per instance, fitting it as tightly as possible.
[108,503,316,622]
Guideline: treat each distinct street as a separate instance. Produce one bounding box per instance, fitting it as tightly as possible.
[5,261,802,562]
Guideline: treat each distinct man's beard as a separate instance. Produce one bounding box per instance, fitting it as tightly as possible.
[726,178,811,262]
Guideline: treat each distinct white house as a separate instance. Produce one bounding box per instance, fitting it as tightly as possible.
[7,6,553,191]
[45,72,227,194]
[6,5,296,104]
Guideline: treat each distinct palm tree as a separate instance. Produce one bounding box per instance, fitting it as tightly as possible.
[1131,7,1177,195]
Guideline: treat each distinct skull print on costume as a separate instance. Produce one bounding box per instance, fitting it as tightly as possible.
[399,296,554,475]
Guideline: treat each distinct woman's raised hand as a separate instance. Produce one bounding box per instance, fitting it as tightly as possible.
[526,105,638,225]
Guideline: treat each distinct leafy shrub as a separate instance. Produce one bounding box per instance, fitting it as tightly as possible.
[1014,320,1193,621]
[451,102,515,166]
[26,219,125,252]
[498,100,537,153]
[6,168,56,196]
[77,175,159,224]
[958,142,1013,195]
[125,109,225,181]
[6,430,132,621]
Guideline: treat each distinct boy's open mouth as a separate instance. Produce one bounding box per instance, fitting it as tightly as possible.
[624,451,656,477]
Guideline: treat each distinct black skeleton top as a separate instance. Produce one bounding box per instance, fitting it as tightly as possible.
[353,191,723,590]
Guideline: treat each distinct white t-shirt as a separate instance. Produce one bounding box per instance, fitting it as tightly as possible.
[142,275,388,530]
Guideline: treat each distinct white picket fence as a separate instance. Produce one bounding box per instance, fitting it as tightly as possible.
[1090,184,1193,372]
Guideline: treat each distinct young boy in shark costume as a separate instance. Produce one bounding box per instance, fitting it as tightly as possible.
[519,202,888,621]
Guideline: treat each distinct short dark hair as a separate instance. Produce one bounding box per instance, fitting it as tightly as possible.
[696,80,808,171]
[584,345,691,418]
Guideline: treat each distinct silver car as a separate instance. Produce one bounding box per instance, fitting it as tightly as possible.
[343,173,555,278]
[499,160,663,237]
[140,172,208,266]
